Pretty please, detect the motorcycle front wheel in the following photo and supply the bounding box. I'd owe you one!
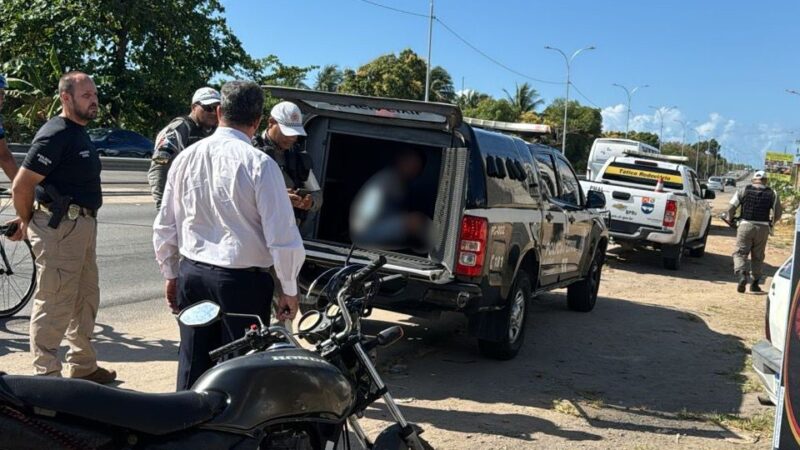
[372,423,434,450]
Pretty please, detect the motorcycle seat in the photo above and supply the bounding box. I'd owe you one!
[0,375,227,436]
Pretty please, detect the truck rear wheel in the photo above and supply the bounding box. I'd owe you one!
[663,227,688,270]
[477,272,530,360]
[567,249,603,312]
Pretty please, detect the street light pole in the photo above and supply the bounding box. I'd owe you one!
[613,83,649,138]
[546,45,596,154]
[674,119,693,156]
[423,0,434,102]
[648,105,676,152]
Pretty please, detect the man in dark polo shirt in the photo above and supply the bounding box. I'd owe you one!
[8,71,115,384]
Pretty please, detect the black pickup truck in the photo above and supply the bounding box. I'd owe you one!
[269,87,609,360]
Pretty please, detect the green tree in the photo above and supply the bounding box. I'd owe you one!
[338,49,454,101]
[239,55,317,89]
[503,82,544,117]
[463,98,518,122]
[314,65,344,92]
[429,66,455,103]
[1,0,251,139]
[456,90,490,110]
[541,99,602,170]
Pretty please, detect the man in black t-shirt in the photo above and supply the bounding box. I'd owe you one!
[8,71,115,384]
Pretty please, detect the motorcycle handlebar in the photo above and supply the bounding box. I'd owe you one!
[349,256,387,288]
[208,333,253,361]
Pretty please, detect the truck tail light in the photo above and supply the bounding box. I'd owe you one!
[455,215,488,277]
[765,296,772,343]
[663,200,677,228]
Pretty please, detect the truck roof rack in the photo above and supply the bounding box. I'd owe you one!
[463,117,551,136]
[622,149,689,163]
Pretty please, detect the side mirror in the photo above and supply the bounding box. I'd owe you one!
[586,190,606,209]
[704,190,716,200]
[700,183,707,190]
[178,300,221,327]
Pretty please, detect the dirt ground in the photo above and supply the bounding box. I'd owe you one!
[349,192,789,449]
[0,190,788,449]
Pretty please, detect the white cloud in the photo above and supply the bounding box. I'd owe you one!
[601,104,796,167]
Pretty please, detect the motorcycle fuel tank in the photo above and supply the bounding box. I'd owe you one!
[192,347,354,432]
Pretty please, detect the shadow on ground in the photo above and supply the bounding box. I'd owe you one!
[0,317,178,362]
[360,292,748,443]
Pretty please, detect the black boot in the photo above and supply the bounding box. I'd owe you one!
[737,273,748,293]
[750,281,763,293]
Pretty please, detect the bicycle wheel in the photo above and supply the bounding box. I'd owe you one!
[0,238,37,318]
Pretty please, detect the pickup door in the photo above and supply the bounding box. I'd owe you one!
[684,171,710,239]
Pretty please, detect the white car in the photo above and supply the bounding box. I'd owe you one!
[752,257,793,405]
[706,177,725,192]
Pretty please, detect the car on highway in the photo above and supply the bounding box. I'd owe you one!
[706,177,725,192]
[271,87,610,361]
[88,128,154,158]
[752,257,792,405]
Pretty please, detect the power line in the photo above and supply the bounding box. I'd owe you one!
[356,0,428,18]
[569,82,600,108]
[356,0,565,85]
[434,18,564,85]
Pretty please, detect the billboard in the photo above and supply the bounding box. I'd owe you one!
[765,152,793,182]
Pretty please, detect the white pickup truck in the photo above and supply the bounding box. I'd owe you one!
[580,153,715,270]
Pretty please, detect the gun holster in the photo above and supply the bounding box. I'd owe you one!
[35,185,73,229]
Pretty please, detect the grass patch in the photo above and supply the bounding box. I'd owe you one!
[576,390,605,409]
[552,399,581,417]
[677,408,774,435]
[741,376,763,394]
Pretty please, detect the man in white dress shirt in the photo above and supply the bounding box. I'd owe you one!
[153,80,305,390]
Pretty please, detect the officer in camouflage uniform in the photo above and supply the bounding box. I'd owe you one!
[727,170,782,293]
[148,87,220,209]
[0,74,20,180]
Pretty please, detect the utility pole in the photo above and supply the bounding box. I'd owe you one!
[424,0,434,102]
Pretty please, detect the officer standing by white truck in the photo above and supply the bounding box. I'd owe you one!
[727,170,782,293]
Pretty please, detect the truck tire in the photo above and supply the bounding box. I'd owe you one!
[689,218,712,258]
[567,249,603,312]
[663,227,688,270]
[477,272,530,360]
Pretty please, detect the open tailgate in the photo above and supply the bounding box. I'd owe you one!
[264,86,463,132]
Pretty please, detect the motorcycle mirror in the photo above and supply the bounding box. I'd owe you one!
[178,300,222,327]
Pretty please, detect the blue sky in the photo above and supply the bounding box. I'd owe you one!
[221,0,800,166]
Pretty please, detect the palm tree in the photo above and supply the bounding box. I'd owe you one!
[503,82,544,116]
[456,90,489,110]
[429,66,455,103]
[314,65,343,92]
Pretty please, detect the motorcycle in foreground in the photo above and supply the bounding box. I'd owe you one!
[0,256,432,449]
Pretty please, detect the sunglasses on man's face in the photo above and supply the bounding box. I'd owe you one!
[197,103,217,113]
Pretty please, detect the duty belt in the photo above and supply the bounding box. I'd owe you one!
[35,202,97,220]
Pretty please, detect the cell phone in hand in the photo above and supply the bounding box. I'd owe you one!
[293,188,313,197]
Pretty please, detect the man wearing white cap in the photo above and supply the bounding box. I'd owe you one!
[254,101,322,330]
[253,101,323,228]
[148,87,221,209]
[727,170,782,293]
